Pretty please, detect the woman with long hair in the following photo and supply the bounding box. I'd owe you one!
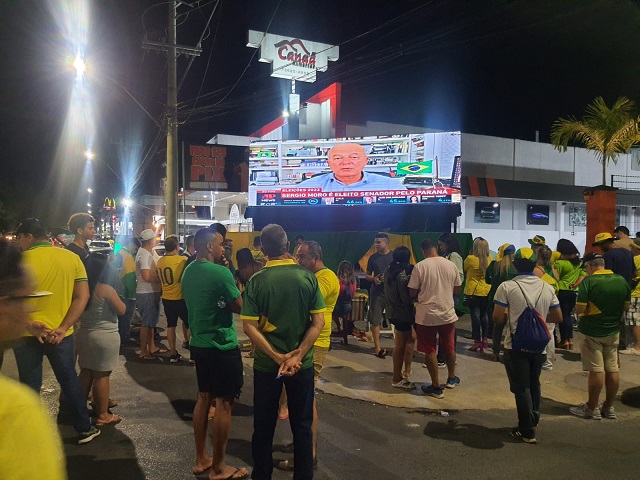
[0,239,68,479]
[235,248,263,291]
[535,245,560,369]
[383,247,416,388]
[555,239,586,350]
[485,243,517,360]
[334,260,357,328]
[464,237,493,352]
[76,253,126,426]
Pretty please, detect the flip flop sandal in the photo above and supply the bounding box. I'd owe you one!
[96,413,123,427]
[375,348,388,359]
[216,467,248,480]
[150,348,168,355]
[139,354,158,361]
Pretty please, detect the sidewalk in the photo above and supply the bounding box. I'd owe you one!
[267,315,640,415]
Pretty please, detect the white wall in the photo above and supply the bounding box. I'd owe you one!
[459,197,588,254]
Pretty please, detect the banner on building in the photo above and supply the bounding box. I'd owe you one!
[186,144,248,191]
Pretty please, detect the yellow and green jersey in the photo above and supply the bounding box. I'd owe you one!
[577,270,631,337]
[157,254,187,300]
[314,267,340,349]
[117,247,137,299]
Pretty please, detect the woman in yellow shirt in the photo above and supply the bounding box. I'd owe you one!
[464,237,493,352]
[0,239,67,480]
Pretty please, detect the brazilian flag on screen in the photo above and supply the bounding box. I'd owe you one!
[396,161,432,177]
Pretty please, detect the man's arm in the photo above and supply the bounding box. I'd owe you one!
[453,285,462,295]
[278,311,325,376]
[47,281,89,344]
[546,306,563,323]
[408,288,419,300]
[493,304,507,325]
[243,320,298,366]
[229,294,242,314]
[141,268,160,284]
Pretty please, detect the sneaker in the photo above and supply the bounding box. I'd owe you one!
[181,340,189,350]
[391,379,416,390]
[437,361,446,368]
[600,405,617,419]
[170,353,182,363]
[619,348,640,356]
[569,403,602,420]
[541,361,553,371]
[510,427,537,444]
[421,384,444,399]
[78,426,101,445]
[444,376,461,389]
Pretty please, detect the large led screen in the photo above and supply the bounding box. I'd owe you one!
[248,132,462,206]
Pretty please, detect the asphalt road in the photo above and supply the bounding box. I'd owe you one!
[8,339,636,480]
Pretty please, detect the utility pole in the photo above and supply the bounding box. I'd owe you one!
[166,2,178,236]
[142,1,202,237]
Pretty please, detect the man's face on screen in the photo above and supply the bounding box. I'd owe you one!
[327,143,368,184]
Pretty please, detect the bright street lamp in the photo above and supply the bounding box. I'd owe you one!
[87,187,93,193]
[84,150,95,160]
[122,198,132,208]
[73,56,86,79]
[87,203,91,207]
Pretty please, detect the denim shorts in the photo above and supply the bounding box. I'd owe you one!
[137,292,161,327]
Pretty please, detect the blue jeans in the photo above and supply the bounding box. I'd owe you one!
[557,290,577,341]
[469,295,489,341]
[503,349,545,439]
[118,297,136,343]
[13,336,92,433]
[252,367,315,480]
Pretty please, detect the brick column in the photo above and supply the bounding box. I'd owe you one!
[583,186,617,253]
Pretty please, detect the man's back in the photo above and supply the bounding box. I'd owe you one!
[156,254,187,300]
[604,247,634,285]
[577,271,630,337]
[408,256,461,326]
[181,260,240,351]
[241,260,325,373]
[24,242,87,335]
[494,275,559,349]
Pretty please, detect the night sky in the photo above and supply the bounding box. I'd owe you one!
[1,0,640,225]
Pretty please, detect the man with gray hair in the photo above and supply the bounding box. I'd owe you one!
[570,252,630,420]
[242,224,325,480]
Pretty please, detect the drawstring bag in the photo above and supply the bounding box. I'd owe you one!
[508,281,551,354]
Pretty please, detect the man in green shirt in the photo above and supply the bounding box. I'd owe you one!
[241,224,325,480]
[570,253,630,421]
[181,227,247,480]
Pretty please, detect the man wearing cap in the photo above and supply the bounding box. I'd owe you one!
[13,218,101,444]
[593,232,635,285]
[492,248,562,444]
[136,229,164,360]
[570,252,630,420]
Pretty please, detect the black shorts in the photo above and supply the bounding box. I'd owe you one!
[162,298,189,328]
[190,346,243,399]
[389,318,414,333]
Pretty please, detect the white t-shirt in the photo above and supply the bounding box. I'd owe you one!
[136,248,161,294]
[493,274,560,350]
[407,256,462,326]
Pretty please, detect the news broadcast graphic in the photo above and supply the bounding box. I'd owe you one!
[248,132,462,206]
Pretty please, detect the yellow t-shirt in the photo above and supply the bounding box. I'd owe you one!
[156,254,187,300]
[463,254,493,297]
[23,242,87,337]
[0,375,66,480]
[632,255,640,298]
[314,267,340,348]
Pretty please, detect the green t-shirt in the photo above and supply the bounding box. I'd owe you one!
[240,259,325,373]
[576,270,631,338]
[181,259,241,350]
[555,259,585,291]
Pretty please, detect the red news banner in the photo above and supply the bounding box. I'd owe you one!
[275,188,453,199]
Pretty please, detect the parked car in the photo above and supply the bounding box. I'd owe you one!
[88,240,113,254]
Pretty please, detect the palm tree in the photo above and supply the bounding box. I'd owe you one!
[551,97,638,186]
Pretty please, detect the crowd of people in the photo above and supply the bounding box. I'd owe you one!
[0,214,638,478]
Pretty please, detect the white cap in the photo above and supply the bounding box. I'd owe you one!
[139,229,156,241]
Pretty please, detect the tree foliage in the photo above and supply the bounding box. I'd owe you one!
[551,96,638,185]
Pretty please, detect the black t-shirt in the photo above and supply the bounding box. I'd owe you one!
[66,242,90,266]
[367,251,394,297]
[603,247,635,286]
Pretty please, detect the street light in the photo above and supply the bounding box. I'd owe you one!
[122,198,132,208]
[87,203,91,207]
[73,56,86,79]
[85,150,95,160]
[87,187,93,193]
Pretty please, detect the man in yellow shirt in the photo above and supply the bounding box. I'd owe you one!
[157,235,190,362]
[276,240,339,471]
[0,237,67,479]
[14,218,101,444]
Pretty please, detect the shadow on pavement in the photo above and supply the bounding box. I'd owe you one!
[424,419,513,449]
[63,424,145,480]
[621,386,640,408]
